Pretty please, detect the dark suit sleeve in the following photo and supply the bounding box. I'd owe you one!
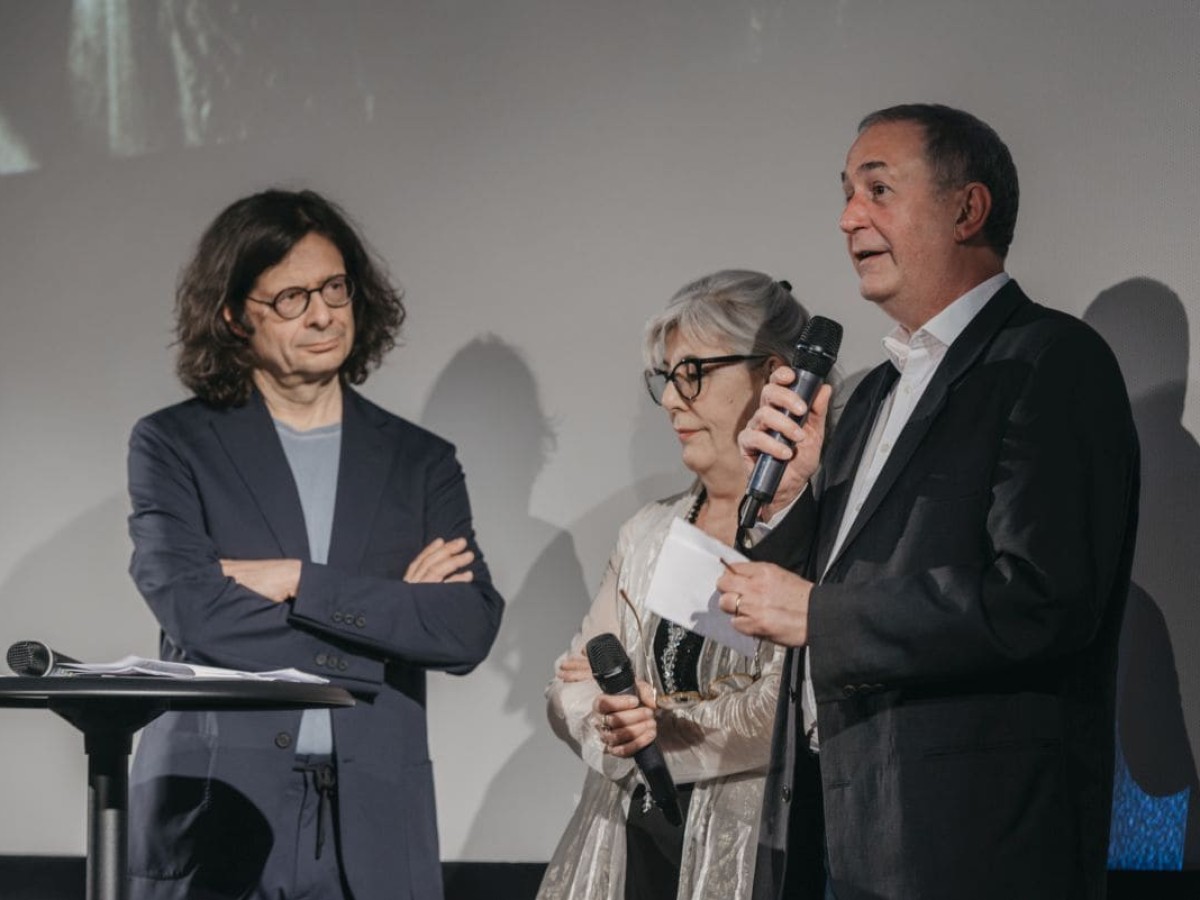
[748,487,818,570]
[808,325,1139,699]
[289,446,504,675]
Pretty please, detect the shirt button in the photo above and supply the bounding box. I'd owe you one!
[880,442,891,454]
[788,687,797,702]
[782,786,792,803]
[274,732,292,749]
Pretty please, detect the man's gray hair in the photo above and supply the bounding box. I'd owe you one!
[643,269,809,367]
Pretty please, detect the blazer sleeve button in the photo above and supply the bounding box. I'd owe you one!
[355,615,366,628]
[338,660,348,671]
[274,732,292,749]
[332,612,344,623]
[316,653,328,666]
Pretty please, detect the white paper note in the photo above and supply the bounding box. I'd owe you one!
[644,518,758,658]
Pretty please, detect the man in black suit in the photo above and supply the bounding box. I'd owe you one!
[718,105,1139,899]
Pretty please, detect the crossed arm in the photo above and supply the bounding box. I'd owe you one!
[219,535,476,603]
[128,416,504,695]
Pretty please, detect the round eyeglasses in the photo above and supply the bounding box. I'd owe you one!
[643,354,767,405]
[246,274,355,320]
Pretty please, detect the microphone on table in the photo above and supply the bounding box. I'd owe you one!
[737,315,843,542]
[585,632,682,826]
[6,640,81,677]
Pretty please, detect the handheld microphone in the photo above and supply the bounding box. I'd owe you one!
[737,316,843,539]
[585,633,682,826]
[6,641,81,677]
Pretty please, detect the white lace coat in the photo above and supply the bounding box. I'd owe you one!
[537,489,784,900]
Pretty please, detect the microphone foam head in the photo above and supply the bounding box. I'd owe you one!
[794,316,843,377]
[7,641,50,677]
[585,633,636,694]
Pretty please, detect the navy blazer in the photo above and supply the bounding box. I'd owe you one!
[752,282,1140,900]
[126,387,504,900]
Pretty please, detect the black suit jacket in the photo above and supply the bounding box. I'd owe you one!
[126,387,504,900]
[753,282,1140,900]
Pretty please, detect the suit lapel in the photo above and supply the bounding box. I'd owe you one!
[327,388,395,569]
[813,363,898,577]
[210,391,310,559]
[824,281,1029,574]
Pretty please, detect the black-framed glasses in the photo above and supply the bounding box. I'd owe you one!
[246,274,355,320]
[643,354,768,405]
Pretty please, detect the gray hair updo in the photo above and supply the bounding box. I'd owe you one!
[643,269,810,367]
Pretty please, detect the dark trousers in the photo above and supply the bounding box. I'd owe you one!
[254,754,354,900]
[624,782,695,900]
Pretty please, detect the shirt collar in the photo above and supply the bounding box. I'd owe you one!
[883,272,1010,372]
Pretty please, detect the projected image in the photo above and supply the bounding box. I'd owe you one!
[1,0,377,175]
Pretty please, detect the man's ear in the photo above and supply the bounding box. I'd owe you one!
[222,305,248,338]
[954,182,993,244]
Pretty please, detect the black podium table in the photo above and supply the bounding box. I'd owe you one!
[0,676,354,900]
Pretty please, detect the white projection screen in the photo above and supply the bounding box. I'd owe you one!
[0,0,1197,869]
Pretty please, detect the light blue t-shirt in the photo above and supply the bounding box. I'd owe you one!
[275,419,342,755]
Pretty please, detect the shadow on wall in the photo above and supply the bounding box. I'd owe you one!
[0,493,153,660]
[420,336,592,857]
[1084,278,1200,869]
[564,381,695,577]
[421,336,688,859]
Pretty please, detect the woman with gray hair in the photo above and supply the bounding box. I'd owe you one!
[536,270,828,900]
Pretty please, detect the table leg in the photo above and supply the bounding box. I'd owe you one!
[84,730,132,900]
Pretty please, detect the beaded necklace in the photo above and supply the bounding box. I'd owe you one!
[655,489,707,695]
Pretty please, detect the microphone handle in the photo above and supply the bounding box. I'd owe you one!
[744,368,824,503]
[632,743,683,826]
[609,683,683,826]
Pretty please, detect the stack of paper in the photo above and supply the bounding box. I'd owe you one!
[56,656,327,684]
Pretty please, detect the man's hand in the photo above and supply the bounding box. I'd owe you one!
[595,680,658,757]
[717,560,812,647]
[739,377,832,521]
[404,537,475,584]
[220,558,302,604]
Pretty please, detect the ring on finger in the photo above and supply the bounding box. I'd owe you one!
[733,593,742,616]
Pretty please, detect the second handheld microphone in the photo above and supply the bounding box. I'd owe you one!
[585,632,682,826]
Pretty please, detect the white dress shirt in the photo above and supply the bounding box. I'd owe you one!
[803,272,1010,750]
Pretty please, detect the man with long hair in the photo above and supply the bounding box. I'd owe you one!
[126,189,504,900]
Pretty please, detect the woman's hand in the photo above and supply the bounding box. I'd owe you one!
[739,377,831,521]
[404,537,475,584]
[557,650,593,683]
[594,679,658,757]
